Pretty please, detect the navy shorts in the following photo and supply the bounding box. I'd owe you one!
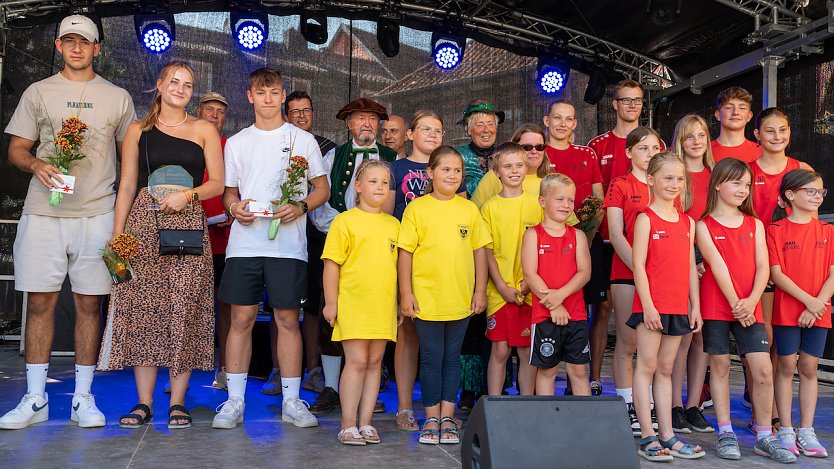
[702,320,770,356]
[773,325,829,358]
[626,313,692,336]
[219,257,307,310]
[530,319,590,369]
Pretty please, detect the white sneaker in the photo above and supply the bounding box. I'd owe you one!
[0,393,49,430]
[212,367,228,390]
[70,393,106,428]
[212,397,245,429]
[282,398,318,428]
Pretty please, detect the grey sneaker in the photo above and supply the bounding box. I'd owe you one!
[755,434,798,463]
[776,427,800,456]
[301,366,324,393]
[212,367,227,390]
[796,427,828,458]
[282,398,318,428]
[261,368,282,395]
[716,431,741,460]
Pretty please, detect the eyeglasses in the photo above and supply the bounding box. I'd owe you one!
[793,187,828,198]
[287,108,313,117]
[615,98,643,106]
[520,144,546,152]
[417,127,444,137]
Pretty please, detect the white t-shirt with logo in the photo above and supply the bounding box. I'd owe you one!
[224,122,326,261]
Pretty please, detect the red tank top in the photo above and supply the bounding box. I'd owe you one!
[531,224,586,323]
[699,215,763,322]
[751,157,800,229]
[603,173,650,281]
[686,167,711,222]
[632,207,692,315]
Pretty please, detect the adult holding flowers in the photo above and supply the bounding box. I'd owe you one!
[97,60,224,430]
[1,14,135,430]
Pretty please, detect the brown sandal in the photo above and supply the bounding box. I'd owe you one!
[395,409,419,432]
[359,425,381,444]
[338,426,366,446]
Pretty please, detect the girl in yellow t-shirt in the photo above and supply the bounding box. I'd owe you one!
[322,159,400,446]
[398,146,491,445]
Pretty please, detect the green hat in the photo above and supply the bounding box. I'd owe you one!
[458,98,505,125]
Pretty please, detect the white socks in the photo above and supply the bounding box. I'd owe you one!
[321,355,341,392]
[281,377,301,403]
[615,387,633,404]
[227,373,248,400]
[26,363,49,397]
[74,365,95,395]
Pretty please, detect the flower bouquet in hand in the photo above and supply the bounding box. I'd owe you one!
[576,195,603,236]
[46,116,89,206]
[269,155,309,240]
[101,233,140,284]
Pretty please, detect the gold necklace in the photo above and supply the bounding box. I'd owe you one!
[157,113,189,127]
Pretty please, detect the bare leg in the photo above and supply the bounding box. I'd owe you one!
[684,332,708,410]
[168,370,192,424]
[634,324,662,438]
[120,366,157,425]
[217,300,231,368]
[516,347,536,395]
[24,292,60,363]
[269,319,280,370]
[358,340,386,427]
[535,365,558,396]
[654,335,685,442]
[611,284,637,391]
[746,352,775,432]
[72,293,101,366]
[566,363,591,396]
[761,291,778,420]
[340,339,369,430]
[774,354,796,429]
[274,308,302,378]
[395,319,419,411]
[797,352,819,429]
[671,333,693,408]
[225,305,258,373]
[302,312,320,372]
[487,341,510,396]
[709,354,732,424]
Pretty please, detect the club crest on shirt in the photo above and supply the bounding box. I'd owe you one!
[458,224,470,240]
[754,175,766,185]
[815,240,827,249]
[388,238,397,252]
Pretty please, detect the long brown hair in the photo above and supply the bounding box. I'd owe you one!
[772,168,823,223]
[510,123,551,177]
[625,126,662,153]
[701,158,756,219]
[425,145,464,194]
[138,61,196,131]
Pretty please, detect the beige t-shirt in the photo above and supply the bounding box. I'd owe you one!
[5,72,135,217]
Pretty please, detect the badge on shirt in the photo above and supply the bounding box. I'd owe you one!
[50,175,75,195]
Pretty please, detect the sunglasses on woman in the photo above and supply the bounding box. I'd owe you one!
[520,144,546,152]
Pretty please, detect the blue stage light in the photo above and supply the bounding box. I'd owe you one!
[237,22,265,49]
[134,14,176,54]
[537,59,571,94]
[431,32,465,70]
[232,12,269,51]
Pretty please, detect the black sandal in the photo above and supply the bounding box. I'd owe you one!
[120,403,152,429]
[167,405,192,429]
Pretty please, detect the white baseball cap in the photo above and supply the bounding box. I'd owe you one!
[58,15,99,42]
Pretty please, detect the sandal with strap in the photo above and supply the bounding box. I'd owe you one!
[359,425,381,444]
[660,435,706,459]
[638,436,673,462]
[120,403,152,429]
[419,417,441,445]
[395,409,419,432]
[167,405,192,429]
[439,416,460,444]
[338,426,366,446]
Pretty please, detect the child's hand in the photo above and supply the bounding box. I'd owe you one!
[812,296,831,319]
[397,312,406,327]
[400,293,420,318]
[738,314,757,328]
[539,289,564,311]
[798,309,817,328]
[696,262,705,279]
[322,303,337,327]
[471,291,487,315]
[519,280,530,297]
[732,297,757,320]
[643,307,663,332]
[549,305,569,326]
[498,283,523,305]
[803,296,827,317]
[689,308,703,333]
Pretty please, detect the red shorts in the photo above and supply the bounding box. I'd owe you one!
[486,303,533,347]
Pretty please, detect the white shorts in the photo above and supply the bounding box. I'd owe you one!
[14,212,114,295]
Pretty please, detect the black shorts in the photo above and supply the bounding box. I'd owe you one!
[702,320,770,356]
[305,220,326,316]
[764,284,775,293]
[530,319,590,369]
[219,257,307,309]
[610,278,635,286]
[213,254,226,288]
[583,236,613,304]
[626,313,692,336]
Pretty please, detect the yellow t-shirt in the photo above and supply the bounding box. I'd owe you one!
[481,191,544,315]
[321,208,400,341]
[398,195,492,321]
[471,172,542,208]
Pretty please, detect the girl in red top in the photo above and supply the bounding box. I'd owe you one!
[602,126,660,429]
[521,174,591,396]
[696,159,794,462]
[768,169,833,458]
[669,114,716,434]
[630,152,704,462]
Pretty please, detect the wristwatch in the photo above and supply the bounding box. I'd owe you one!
[298,200,309,214]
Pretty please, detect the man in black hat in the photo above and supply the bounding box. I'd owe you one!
[307,97,397,415]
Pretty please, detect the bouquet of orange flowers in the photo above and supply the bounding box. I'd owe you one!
[269,154,309,240]
[576,195,603,235]
[101,233,140,284]
[46,116,89,207]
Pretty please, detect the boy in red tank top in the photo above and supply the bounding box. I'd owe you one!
[521,174,591,397]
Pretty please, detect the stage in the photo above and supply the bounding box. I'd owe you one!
[0,343,832,468]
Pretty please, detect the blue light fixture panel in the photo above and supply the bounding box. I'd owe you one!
[134,14,176,54]
[232,11,269,51]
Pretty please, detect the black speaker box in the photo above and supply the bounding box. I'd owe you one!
[461,396,640,469]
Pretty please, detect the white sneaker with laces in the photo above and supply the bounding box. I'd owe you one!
[71,393,105,428]
[282,398,318,428]
[0,393,49,430]
[212,397,245,429]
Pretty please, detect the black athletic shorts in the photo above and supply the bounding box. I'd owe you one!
[219,257,307,309]
[530,319,590,369]
[583,236,613,304]
[626,313,692,336]
[702,320,770,356]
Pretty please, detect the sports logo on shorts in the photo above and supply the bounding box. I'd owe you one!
[539,338,556,357]
[521,327,530,337]
[487,315,497,330]
[582,343,591,354]
[458,224,470,240]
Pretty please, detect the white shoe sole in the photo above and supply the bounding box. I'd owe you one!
[282,414,318,428]
[212,415,243,429]
[71,410,106,428]
[0,412,49,430]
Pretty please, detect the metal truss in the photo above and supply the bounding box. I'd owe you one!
[711,0,812,43]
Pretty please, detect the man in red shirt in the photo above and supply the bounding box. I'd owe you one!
[711,87,760,163]
[588,80,646,189]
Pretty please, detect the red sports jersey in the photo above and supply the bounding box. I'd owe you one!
[767,218,834,328]
[203,135,229,255]
[545,144,602,204]
[603,173,650,281]
[686,167,711,221]
[588,131,666,190]
[700,215,763,322]
[751,157,800,229]
[530,224,586,323]
[711,139,760,163]
[632,207,692,315]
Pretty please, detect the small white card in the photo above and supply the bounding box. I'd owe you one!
[249,201,275,217]
[50,175,76,194]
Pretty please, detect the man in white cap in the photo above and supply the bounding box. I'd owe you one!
[0,14,136,430]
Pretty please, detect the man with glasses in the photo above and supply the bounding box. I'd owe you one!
[381,114,409,159]
[711,86,759,163]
